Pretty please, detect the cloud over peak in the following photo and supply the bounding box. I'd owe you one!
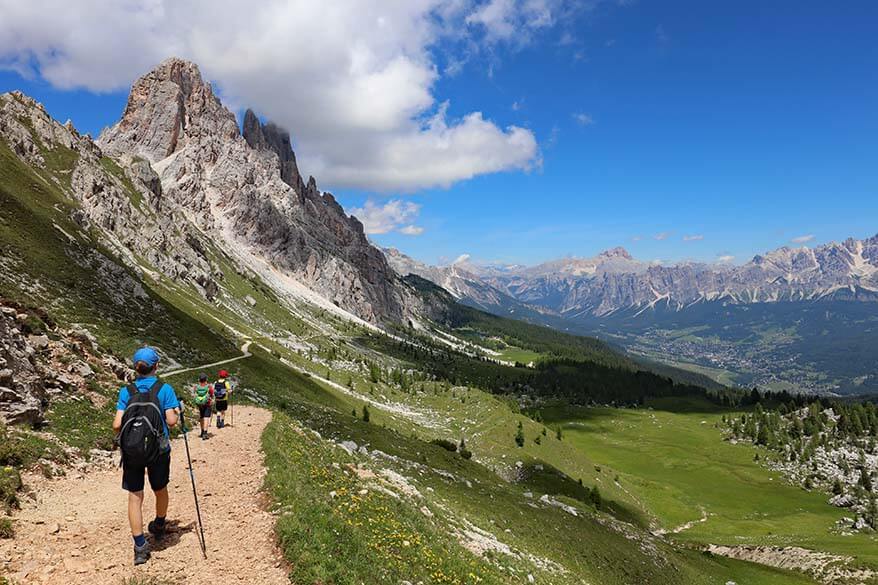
[349,199,424,235]
[791,234,815,244]
[0,0,548,193]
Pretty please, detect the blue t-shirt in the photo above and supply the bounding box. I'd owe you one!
[116,377,180,439]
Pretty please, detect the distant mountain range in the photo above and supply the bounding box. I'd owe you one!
[388,239,878,318]
[385,238,878,394]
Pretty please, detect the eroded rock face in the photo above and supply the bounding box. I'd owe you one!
[2,59,429,325]
[0,308,45,425]
[0,90,221,301]
[98,58,409,322]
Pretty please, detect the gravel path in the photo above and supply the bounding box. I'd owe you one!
[0,406,289,584]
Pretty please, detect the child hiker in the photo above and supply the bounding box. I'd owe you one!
[113,347,180,565]
[213,369,233,428]
[192,372,213,440]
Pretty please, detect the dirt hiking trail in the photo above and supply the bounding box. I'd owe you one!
[1,405,289,584]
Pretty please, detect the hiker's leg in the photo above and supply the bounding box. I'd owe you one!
[154,487,169,518]
[128,490,145,537]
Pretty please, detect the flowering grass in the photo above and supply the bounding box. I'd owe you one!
[263,411,510,585]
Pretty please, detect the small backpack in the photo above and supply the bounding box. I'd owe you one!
[119,379,167,467]
[214,380,228,400]
[194,384,211,406]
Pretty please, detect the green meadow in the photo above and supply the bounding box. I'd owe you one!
[543,399,878,570]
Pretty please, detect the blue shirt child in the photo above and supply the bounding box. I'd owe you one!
[116,376,180,441]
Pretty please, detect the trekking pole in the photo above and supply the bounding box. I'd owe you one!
[179,410,208,559]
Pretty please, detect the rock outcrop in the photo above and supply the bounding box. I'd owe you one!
[0,90,221,299]
[0,301,128,426]
[0,305,47,425]
[98,58,409,323]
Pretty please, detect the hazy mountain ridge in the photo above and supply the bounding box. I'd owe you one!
[389,240,878,320]
[479,240,878,317]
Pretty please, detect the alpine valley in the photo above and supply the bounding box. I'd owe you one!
[3,58,878,585]
[385,240,878,395]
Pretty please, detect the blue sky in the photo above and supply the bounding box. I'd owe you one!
[1,0,876,267]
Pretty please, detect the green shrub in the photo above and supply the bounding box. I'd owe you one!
[589,485,602,509]
[0,467,22,512]
[430,438,457,452]
[0,517,12,539]
[0,424,63,467]
[458,438,473,460]
[514,421,525,447]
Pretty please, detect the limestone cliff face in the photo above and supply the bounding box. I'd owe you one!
[0,89,220,299]
[97,58,408,323]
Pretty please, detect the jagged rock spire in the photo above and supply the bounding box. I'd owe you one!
[242,109,308,198]
[99,57,238,162]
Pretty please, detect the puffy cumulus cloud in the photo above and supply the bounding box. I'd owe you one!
[716,254,735,264]
[682,234,704,241]
[0,0,547,192]
[791,234,815,244]
[348,199,423,235]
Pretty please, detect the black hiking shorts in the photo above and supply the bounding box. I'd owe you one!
[215,398,228,413]
[198,403,212,419]
[122,451,171,493]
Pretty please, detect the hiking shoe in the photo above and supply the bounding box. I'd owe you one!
[133,541,151,565]
[200,430,208,440]
[147,520,166,540]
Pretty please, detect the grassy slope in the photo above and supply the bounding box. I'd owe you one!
[0,128,821,583]
[544,400,878,572]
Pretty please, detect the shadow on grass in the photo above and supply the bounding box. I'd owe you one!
[518,460,648,529]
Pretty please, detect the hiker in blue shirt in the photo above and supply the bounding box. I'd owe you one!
[112,347,181,565]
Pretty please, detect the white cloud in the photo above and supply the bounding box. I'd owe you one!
[573,112,594,126]
[653,231,670,241]
[466,0,557,43]
[0,0,544,193]
[453,253,471,264]
[349,199,422,235]
[683,234,704,241]
[717,255,735,263]
[631,235,642,242]
[400,225,425,236]
[791,234,815,244]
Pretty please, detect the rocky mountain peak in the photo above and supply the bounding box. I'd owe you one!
[599,246,632,260]
[242,108,307,196]
[99,57,238,162]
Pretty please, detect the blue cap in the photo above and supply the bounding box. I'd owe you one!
[132,347,160,367]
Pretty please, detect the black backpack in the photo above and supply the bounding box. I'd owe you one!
[214,380,228,400]
[119,379,167,467]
